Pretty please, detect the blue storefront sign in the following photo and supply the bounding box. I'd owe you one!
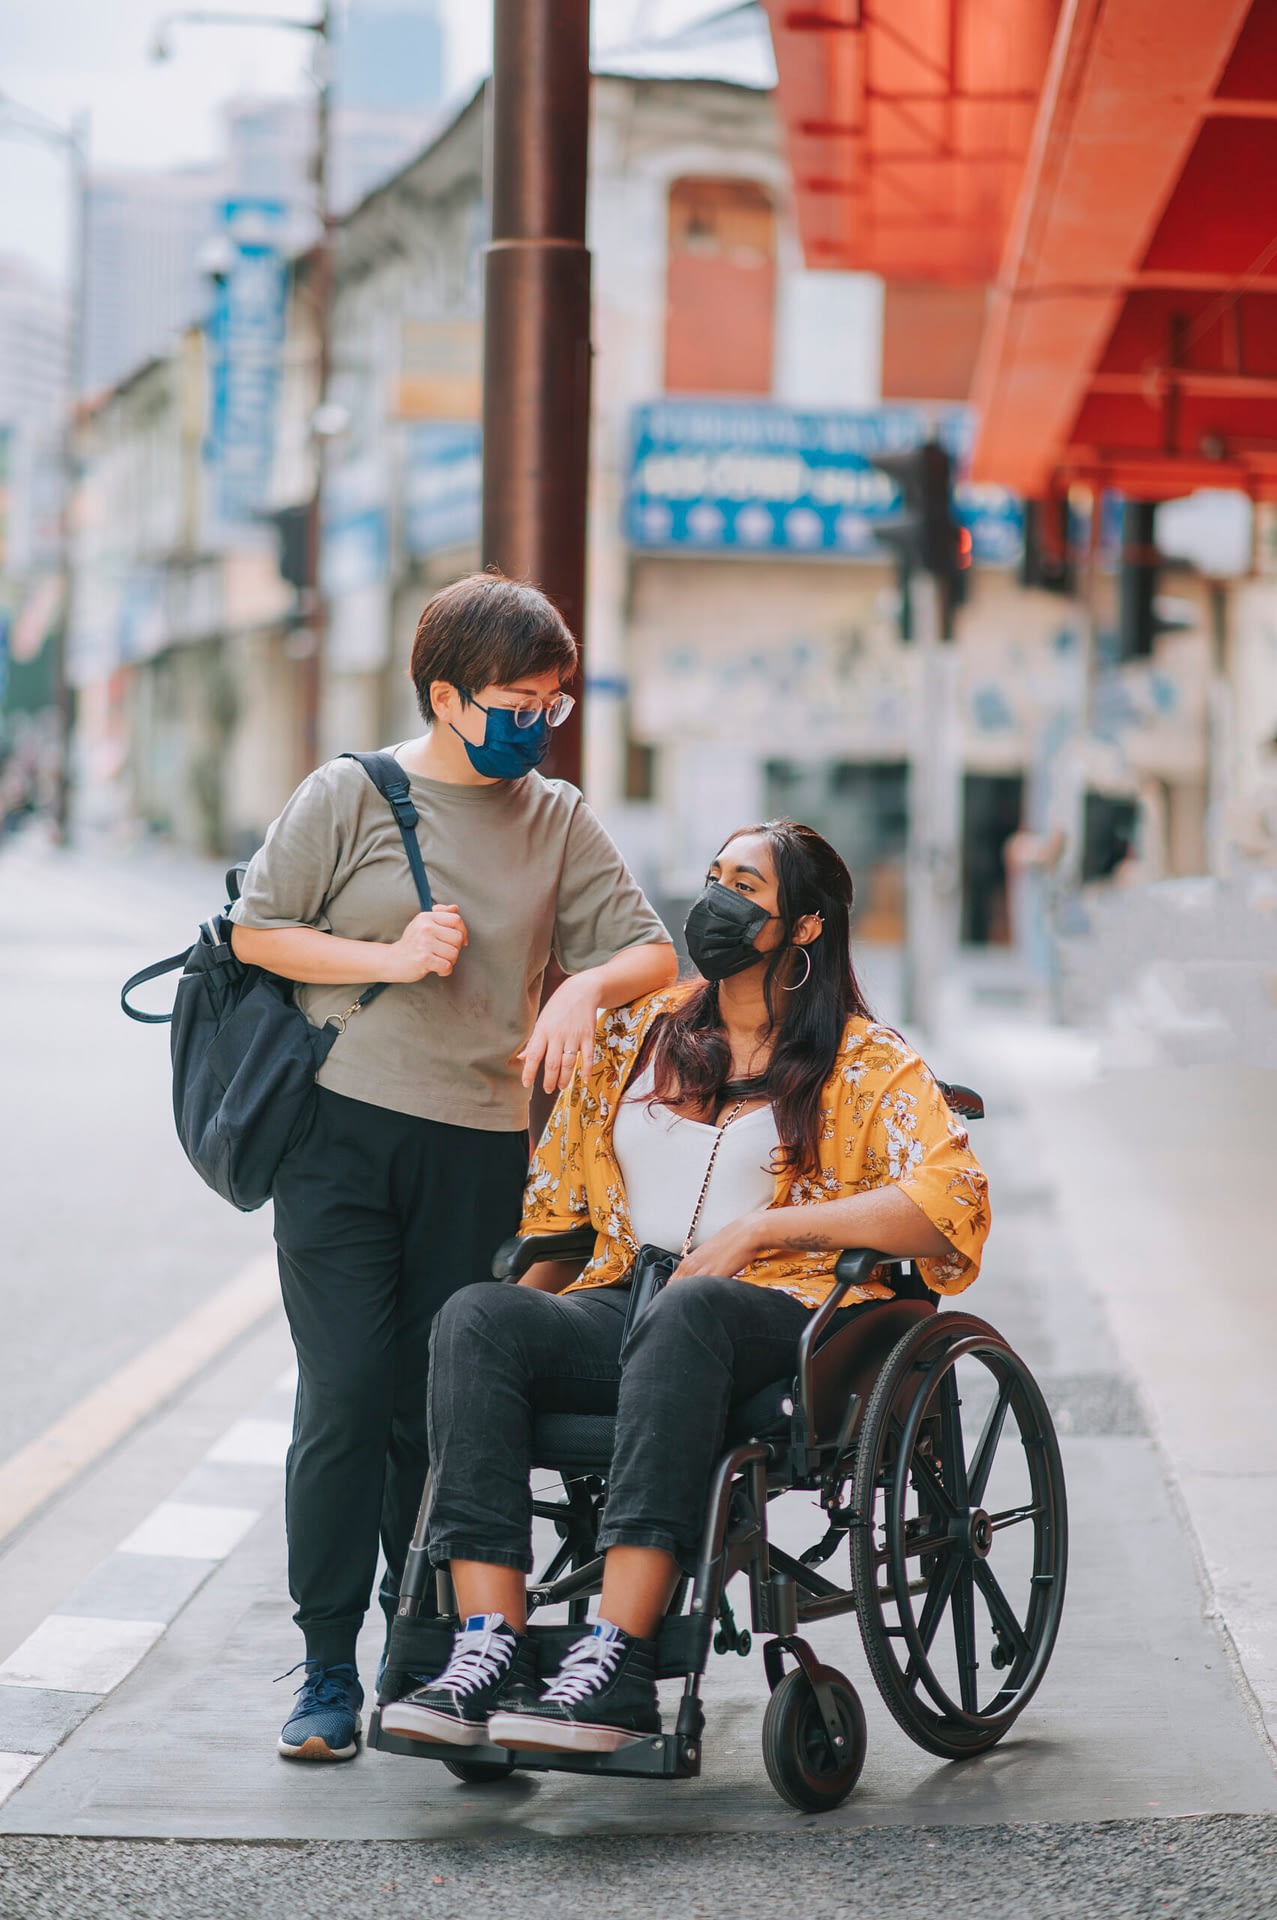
[626,401,1023,566]
[206,199,288,534]
[403,423,482,557]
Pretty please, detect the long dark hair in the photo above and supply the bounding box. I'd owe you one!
[643,821,874,1177]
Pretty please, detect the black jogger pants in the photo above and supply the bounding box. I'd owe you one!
[272,1087,528,1667]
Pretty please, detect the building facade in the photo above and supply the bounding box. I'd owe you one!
[69,69,1261,948]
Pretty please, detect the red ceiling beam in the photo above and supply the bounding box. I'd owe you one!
[969,0,1255,496]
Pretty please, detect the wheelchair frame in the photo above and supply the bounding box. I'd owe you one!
[369,1085,1069,1812]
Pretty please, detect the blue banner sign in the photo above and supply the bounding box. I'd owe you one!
[403,423,482,557]
[626,401,1023,565]
[206,199,288,533]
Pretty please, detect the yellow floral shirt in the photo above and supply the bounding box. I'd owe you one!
[520,989,991,1307]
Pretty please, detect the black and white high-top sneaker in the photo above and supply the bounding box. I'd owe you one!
[487,1620,660,1754]
[379,1614,533,1747]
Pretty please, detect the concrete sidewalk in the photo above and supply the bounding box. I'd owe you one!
[938,980,1277,1772]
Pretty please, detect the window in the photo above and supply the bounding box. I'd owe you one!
[664,178,775,395]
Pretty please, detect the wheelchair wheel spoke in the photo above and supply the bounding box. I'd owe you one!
[937,1366,970,1510]
[972,1560,1032,1665]
[950,1564,980,1714]
[908,1552,962,1679]
[988,1503,1042,1531]
[906,1447,960,1523]
[968,1378,1013,1507]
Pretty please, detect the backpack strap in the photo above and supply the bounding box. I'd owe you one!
[339,750,434,912]
[121,948,192,1023]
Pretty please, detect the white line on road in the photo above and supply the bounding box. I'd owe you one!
[0,1616,166,1694]
[0,1752,41,1808]
[118,1501,261,1561]
[0,1254,280,1545]
[207,1419,293,1467]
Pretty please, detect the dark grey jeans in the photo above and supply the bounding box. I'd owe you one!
[425,1275,818,1574]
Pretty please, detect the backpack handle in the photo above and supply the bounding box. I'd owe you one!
[121,949,193,1024]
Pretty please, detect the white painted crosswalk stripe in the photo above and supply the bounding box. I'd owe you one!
[118,1501,260,1561]
[207,1419,292,1467]
[0,1752,42,1809]
[0,1348,293,1813]
[0,1616,167,1695]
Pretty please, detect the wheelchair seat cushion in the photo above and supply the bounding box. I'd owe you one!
[530,1378,793,1474]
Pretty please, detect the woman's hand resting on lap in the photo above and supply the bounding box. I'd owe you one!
[671,1212,770,1282]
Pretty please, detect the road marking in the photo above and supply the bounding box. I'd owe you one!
[0,1753,41,1808]
[0,1253,279,1544]
[0,1617,166,1695]
[118,1502,260,1561]
[207,1418,292,1467]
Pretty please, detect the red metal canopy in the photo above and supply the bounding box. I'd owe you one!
[768,0,1277,501]
[763,0,1059,283]
[970,0,1277,500]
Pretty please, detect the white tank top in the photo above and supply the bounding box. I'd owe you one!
[612,1066,780,1252]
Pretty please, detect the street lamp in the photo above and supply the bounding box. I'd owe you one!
[149,5,333,777]
[0,90,88,845]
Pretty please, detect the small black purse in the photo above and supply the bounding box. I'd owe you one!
[619,1096,751,1345]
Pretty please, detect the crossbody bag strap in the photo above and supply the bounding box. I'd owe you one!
[680,1097,750,1258]
[338,750,433,912]
[329,750,436,1026]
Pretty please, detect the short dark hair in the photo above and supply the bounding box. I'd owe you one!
[409,572,578,722]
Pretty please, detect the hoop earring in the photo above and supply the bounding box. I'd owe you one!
[782,946,812,992]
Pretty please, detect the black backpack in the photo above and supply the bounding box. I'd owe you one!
[121,751,433,1212]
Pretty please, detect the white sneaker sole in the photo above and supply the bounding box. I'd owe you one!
[278,1716,361,1762]
[486,1711,656,1755]
[379,1702,488,1747]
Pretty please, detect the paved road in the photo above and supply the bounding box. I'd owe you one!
[2,832,1275,1915]
[0,830,272,1462]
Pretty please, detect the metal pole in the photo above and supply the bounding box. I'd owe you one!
[903,573,962,1038]
[299,0,332,777]
[481,0,593,787]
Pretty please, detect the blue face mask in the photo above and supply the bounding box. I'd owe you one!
[450,697,551,780]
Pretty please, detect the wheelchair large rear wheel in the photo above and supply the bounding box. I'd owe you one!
[850,1312,1067,1760]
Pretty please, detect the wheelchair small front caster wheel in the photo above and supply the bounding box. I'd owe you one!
[762,1666,866,1813]
[737,1630,752,1657]
[443,1754,516,1785]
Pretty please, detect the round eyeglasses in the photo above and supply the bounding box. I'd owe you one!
[464,691,576,730]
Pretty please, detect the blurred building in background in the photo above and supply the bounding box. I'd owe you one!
[0,255,69,763]
[40,2,1277,1021]
[79,1,447,400]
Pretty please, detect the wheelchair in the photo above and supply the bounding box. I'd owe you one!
[369,1082,1068,1813]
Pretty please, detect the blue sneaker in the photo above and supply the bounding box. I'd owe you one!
[278,1661,363,1762]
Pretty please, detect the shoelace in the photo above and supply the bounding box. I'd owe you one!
[429,1624,515,1699]
[276,1661,360,1710]
[542,1633,623,1706]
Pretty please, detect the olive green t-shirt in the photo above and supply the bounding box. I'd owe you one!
[230,752,670,1131]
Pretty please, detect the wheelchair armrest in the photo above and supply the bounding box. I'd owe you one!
[936,1080,984,1121]
[491,1225,599,1282]
[795,1248,905,1429]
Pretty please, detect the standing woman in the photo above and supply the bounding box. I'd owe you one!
[229,573,676,1762]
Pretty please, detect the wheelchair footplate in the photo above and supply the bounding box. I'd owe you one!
[369,1616,707,1780]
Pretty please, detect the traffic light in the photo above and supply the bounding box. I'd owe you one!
[1021,495,1075,595]
[870,439,969,634]
[1116,501,1194,660]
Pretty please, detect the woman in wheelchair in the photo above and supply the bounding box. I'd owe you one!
[381,820,990,1759]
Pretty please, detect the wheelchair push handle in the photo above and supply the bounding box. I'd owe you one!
[936,1080,984,1121]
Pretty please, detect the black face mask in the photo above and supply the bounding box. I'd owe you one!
[684,882,774,981]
